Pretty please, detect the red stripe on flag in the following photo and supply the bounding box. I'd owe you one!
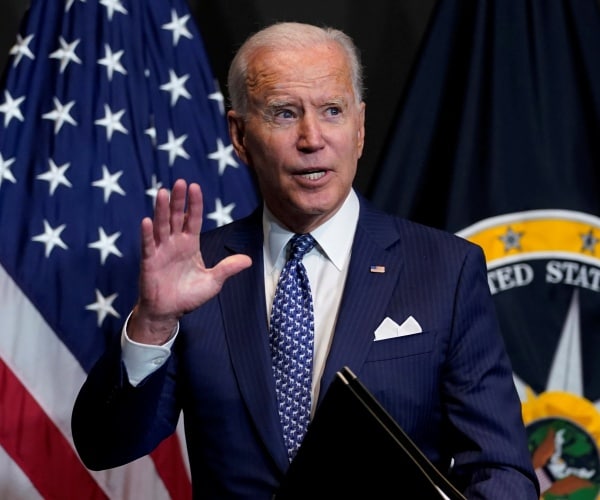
[0,359,108,500]
[151,433,192,500]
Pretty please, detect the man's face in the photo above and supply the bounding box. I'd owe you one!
[228,42,365,233]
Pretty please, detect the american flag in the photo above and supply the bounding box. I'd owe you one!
[0,0,258,498]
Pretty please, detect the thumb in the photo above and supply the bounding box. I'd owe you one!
[212,254,253,286]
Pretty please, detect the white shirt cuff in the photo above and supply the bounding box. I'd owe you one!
[120,311,179,386]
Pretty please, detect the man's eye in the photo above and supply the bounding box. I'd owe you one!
[275,109,295,119]
[326,107,341,116]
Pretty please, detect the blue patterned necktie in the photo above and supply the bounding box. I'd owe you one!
[270,233,316,462]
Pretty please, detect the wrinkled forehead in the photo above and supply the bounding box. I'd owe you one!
[245,42,354,99]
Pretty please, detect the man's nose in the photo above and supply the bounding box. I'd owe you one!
[296,113,325,151]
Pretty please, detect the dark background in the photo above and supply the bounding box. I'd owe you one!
[0,0,437,198]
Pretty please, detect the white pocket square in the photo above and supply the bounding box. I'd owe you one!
[374,316,423,341]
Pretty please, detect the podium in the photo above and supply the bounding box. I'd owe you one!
[274,367,466,499]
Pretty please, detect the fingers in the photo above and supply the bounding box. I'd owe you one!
[168,179,187,235]
[153,186,171,243]
[140,217,156,259]
[184,182,203,235]
[151,179,203,244]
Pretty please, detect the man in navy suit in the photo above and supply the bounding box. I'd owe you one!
[72,21,539,498]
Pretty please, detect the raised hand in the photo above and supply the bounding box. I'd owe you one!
[128,179,252,345]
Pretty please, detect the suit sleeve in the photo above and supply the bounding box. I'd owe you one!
[71,336,180,470]
[444,244,540,498]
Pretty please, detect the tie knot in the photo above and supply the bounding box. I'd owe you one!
[288,233,315,262]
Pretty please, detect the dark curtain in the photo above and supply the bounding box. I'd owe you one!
[0,0,437,195]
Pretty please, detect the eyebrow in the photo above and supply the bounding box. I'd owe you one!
[265,96,348,110]
[323,97,347,107]
[265,98,295,109]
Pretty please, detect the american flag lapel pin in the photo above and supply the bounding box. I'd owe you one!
[370,265,385,273]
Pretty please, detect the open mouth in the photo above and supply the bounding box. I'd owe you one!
[299,170,326,181]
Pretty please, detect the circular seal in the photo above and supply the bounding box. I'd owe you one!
[458,209,600,498]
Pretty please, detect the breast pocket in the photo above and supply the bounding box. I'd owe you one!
[365,331,437,362]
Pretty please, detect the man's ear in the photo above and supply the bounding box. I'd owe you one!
[357,102,366,157]
[228,111,248,165]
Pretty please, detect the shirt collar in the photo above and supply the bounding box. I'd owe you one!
[263,189,360,272]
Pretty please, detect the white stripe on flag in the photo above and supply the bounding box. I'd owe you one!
[0,444,44,500]
[0,263,172,499]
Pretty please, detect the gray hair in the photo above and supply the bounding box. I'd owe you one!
[227,22,364,116]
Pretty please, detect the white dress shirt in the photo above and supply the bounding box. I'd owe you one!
[122,189,360,413]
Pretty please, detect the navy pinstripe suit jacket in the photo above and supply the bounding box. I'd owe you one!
[72,196,539,499]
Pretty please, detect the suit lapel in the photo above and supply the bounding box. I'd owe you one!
[217,214,290,470]
[318,201,403,404]
[215,201,406,470]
